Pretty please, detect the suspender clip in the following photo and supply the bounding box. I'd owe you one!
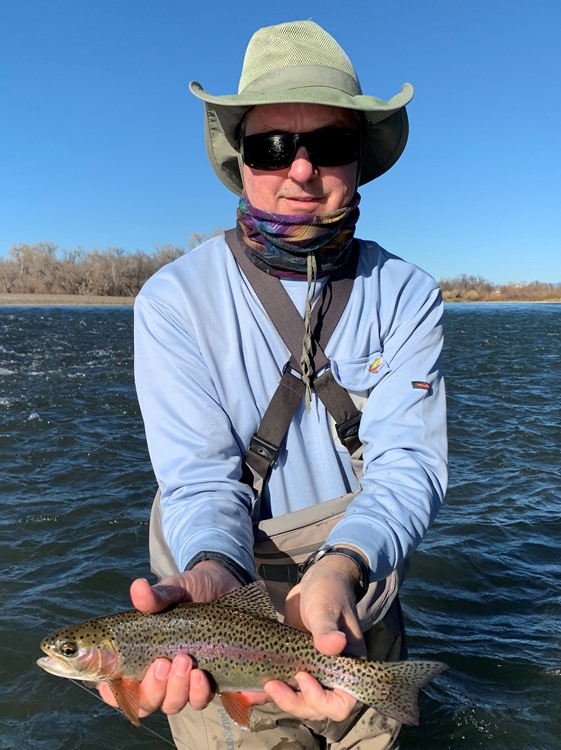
[336,413,361,442]
[248,434,280,463]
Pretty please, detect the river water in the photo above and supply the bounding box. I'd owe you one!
[0,303,559,749]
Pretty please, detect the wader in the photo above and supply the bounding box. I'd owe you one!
[148,231,407,749]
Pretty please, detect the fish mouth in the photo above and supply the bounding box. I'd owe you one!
[36,655,78,678]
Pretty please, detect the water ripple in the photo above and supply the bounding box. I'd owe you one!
[1,304,560,749]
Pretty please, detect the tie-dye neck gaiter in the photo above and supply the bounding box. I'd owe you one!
[235,192,360,279]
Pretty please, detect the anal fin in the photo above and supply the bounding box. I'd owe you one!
[219,691,253,729]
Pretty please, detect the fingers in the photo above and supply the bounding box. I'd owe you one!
[98,680,118,708]
[98,659,174,717]
[264,673,356,723]
[98,655,215,719]
[138,658,173,715]
[237,690,272,708]
[185,666,215,712]
[100,566,244,722]
[144,657,214,716]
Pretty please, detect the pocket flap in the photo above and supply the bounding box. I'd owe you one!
[331,351,389,392]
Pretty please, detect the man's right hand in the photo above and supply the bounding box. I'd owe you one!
[97,561,242,719]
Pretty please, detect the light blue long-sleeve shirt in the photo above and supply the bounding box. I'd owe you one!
[134,234,447,584]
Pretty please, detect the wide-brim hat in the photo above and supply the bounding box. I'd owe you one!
[189,20,414,195]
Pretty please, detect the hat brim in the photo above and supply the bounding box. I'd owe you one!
[189,81,414,195]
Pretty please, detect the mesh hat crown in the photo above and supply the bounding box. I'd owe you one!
[189,21,414,194]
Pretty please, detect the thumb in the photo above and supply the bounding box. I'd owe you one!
[130,576,187,613]
[305,602,366,659]
[313,629,348,657]
[308,610,348,656]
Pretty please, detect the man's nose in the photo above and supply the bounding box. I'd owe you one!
[288,147,318,181]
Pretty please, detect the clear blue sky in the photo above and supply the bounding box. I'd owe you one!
[1,0,559,284]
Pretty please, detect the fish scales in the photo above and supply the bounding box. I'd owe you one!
[37,582,446,728]
[72,602,346,690]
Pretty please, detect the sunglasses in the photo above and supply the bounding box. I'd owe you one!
[239,127,362,171]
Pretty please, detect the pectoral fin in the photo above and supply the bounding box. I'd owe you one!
[109,678,142,726]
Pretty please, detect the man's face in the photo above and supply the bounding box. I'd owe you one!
[241,103,359,215]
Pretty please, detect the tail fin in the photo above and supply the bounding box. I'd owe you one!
[368,660,447,726]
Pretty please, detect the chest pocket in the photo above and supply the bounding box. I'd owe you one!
[331,350,390,392]
[329,351,390,448]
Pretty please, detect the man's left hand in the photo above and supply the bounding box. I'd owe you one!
[264,550,366,723]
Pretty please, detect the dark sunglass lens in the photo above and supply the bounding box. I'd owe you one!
[241,128,361,170]
[242,133,295,170]
[307,128,361,166]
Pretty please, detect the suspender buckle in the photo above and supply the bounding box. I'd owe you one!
[248,434,280,463]
[336,413,362,442]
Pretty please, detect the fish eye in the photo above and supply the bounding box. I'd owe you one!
[57,640,79,657]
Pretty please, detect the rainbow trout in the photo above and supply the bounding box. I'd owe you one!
[37,583,446,727]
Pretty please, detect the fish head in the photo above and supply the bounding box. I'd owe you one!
[37,620,121,682]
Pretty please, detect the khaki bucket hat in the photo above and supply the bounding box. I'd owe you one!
[189,20,414,195]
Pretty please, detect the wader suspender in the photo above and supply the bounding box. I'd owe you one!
[150,234,404,629]
[225,229,363,500]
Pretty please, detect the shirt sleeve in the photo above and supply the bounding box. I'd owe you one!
[326,282,447,582]
[134,292,257,578]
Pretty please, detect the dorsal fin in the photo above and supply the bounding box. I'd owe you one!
[213,582,278,621]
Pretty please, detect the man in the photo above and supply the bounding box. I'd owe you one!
[100,20,447,749]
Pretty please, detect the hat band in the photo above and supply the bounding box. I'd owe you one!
[240,65,362,97]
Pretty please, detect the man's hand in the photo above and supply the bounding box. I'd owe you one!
[264,550,366,723]
[98,553,367,724]
[98,561,244,718]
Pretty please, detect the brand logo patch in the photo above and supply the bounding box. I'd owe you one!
[369,357,383,373]
[411,380,431,392]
